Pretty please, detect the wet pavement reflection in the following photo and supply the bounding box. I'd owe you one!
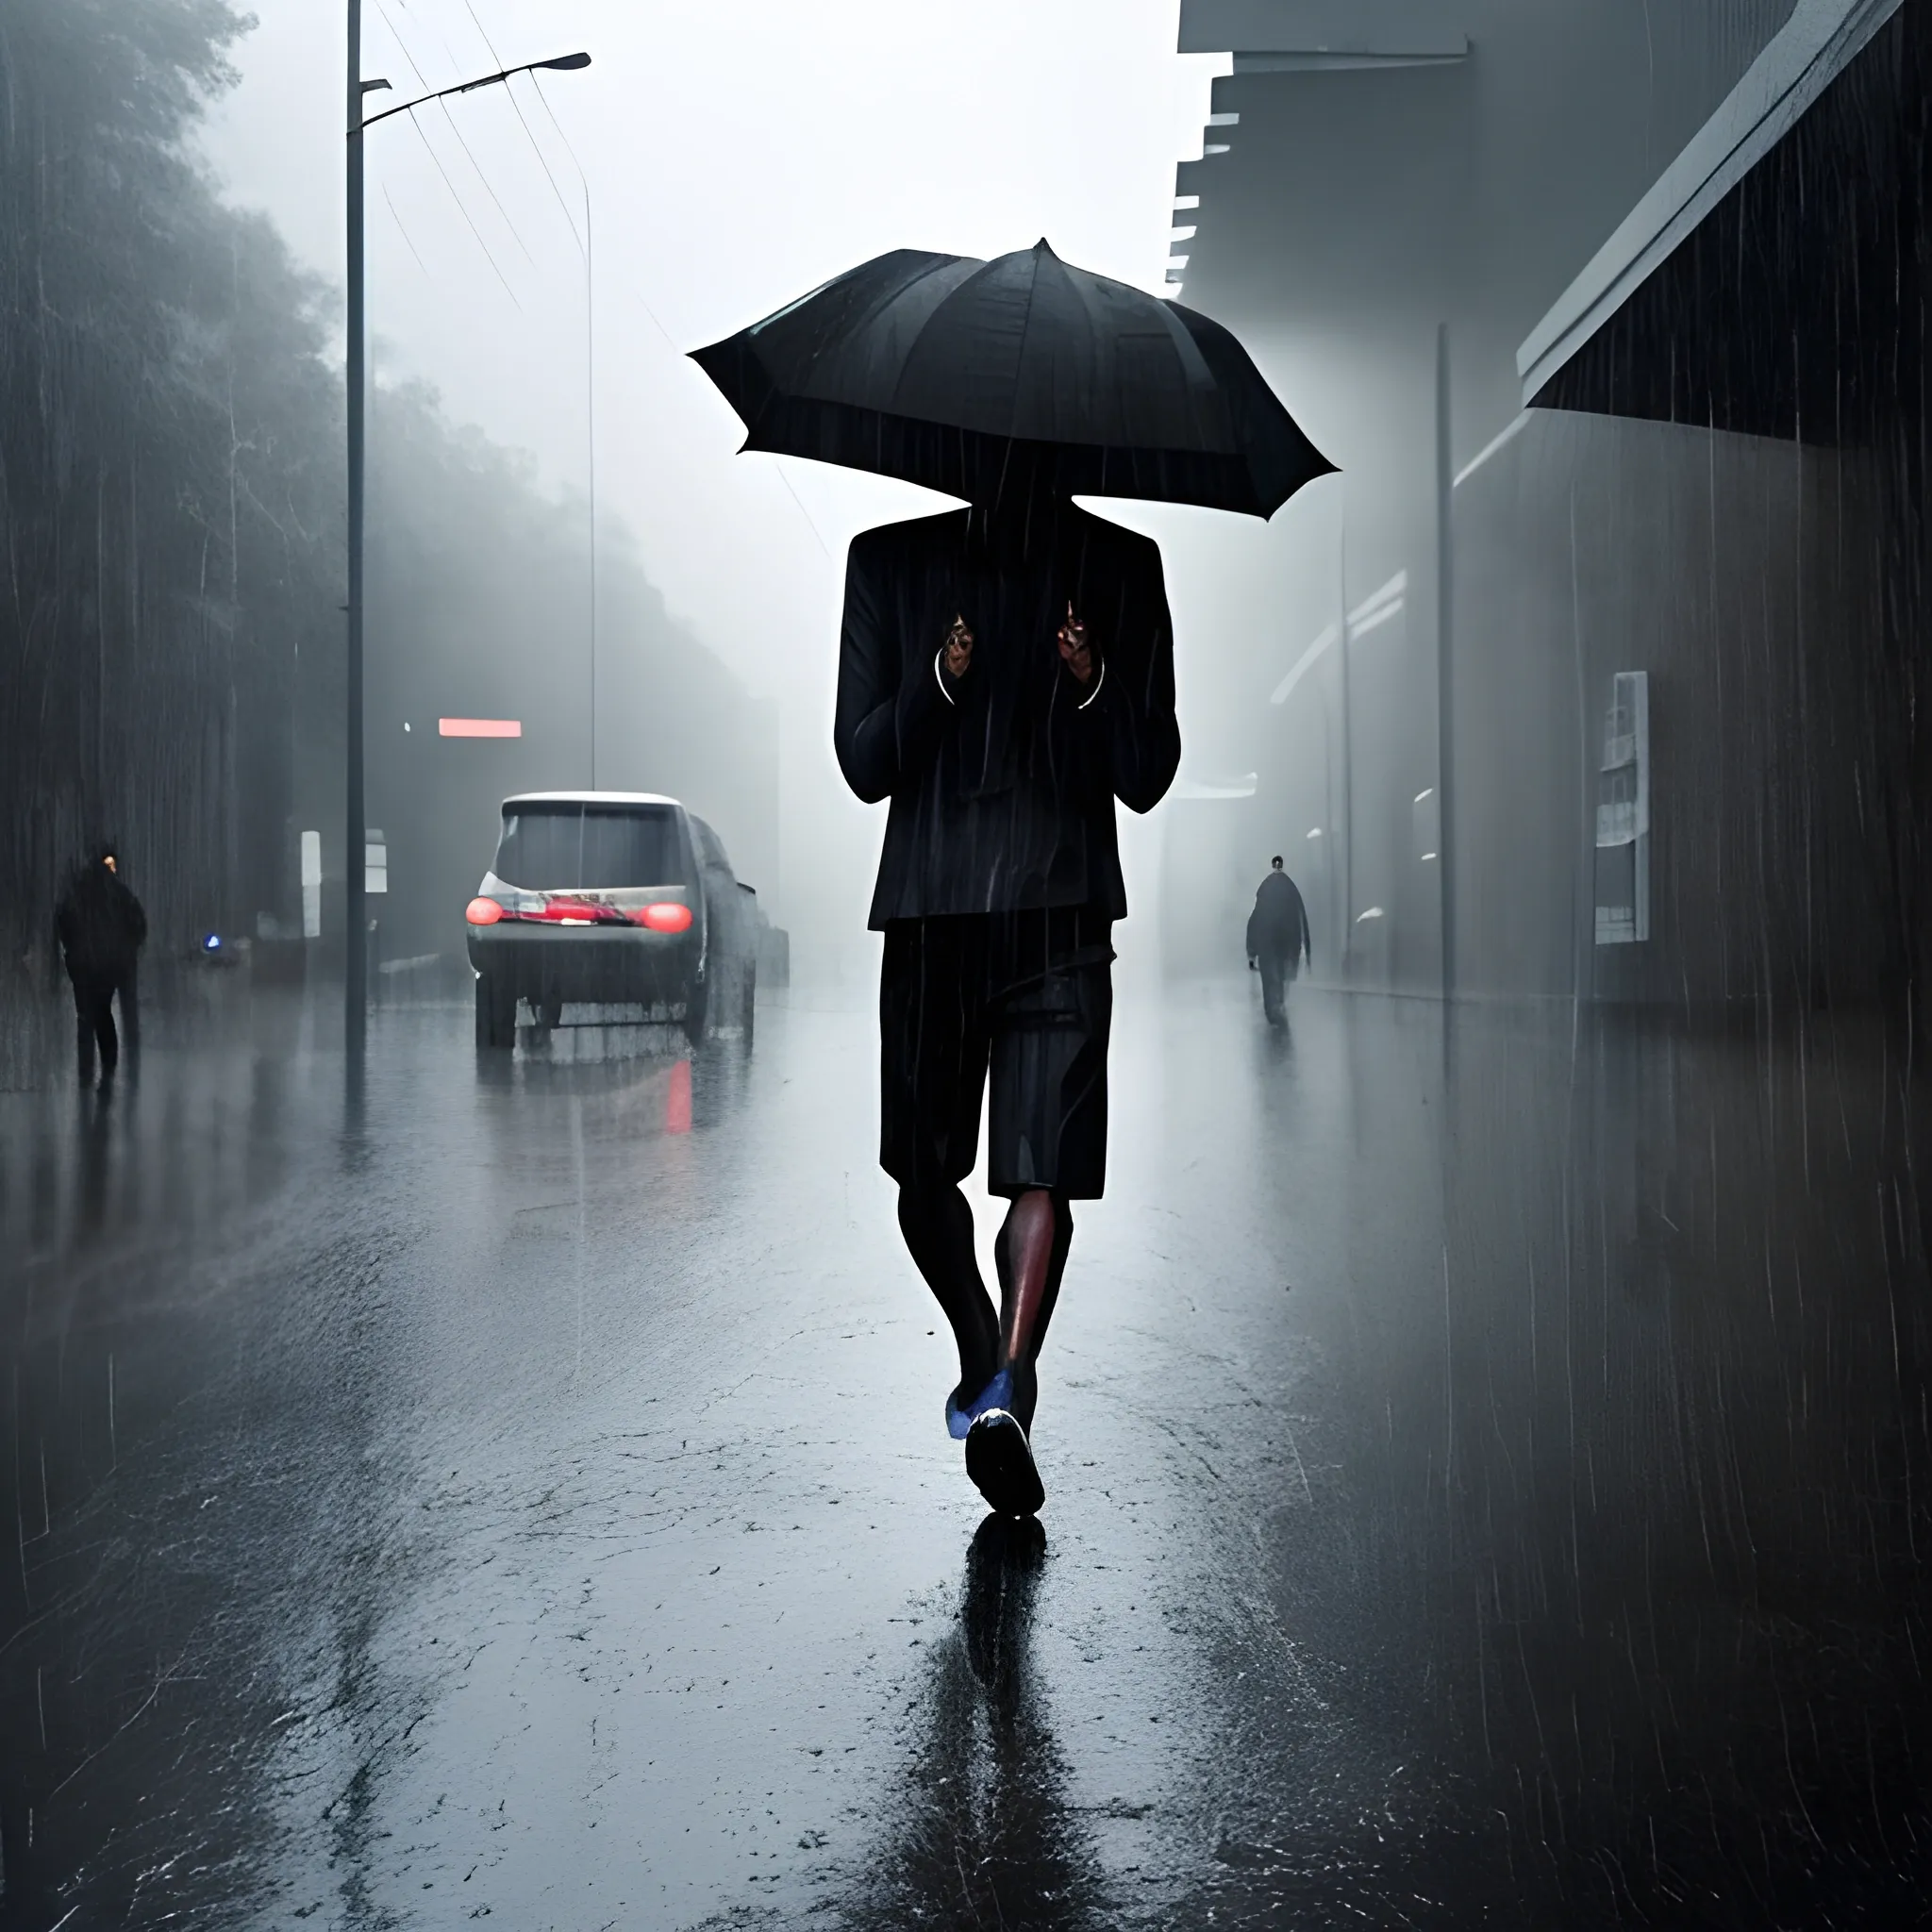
[2,976,1926,1924]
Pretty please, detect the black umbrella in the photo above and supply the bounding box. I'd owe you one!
[690,240,1333,519]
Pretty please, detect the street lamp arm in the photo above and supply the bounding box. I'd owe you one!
[355,51,590,132]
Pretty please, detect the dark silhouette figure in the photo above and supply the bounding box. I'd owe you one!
[837,458,1179,1516]
[1246,857,1310,1026]
[56,844,146,1084]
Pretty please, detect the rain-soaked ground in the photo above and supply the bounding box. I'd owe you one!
[2,971,1927,1927]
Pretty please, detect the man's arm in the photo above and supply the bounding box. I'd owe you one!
[833,537,899,803]
[833,531,958,804]
[1071,540,1180,814]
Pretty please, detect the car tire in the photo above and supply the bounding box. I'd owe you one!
[475,976,516,1049]
[683,971,708,1049]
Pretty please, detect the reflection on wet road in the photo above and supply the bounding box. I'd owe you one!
[2,981,1926,1924]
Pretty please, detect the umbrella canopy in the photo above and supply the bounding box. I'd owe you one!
[690,241,1333,518]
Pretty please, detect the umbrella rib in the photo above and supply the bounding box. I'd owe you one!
[824,256,976,381]
[1004,252,1048,451]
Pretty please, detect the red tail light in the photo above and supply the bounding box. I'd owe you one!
[469,894,685,929]
[636,902,693,934]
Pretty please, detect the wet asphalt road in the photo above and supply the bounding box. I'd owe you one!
[3,974,1928,1927]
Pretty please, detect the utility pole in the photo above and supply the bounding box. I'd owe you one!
[345,0,369,1051]
[587,193,597,791]
[1338,493,1353,971]
[1435,322,1456,1013]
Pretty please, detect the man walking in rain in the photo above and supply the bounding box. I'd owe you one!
[699,237,1323,1511]
[836,457,1179,1518]
[56,842,147,1086]
[1246,856,1310,1026]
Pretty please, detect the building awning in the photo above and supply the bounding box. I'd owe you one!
[1178,0,1466,71]
[1517,0,1905,433]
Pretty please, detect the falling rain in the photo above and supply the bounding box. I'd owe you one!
[3,1,1929,1924]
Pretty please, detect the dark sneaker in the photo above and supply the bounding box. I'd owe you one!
[965,1409,1045,1517]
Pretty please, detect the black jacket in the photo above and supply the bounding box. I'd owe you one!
[1246,871,1309,963]
[835,507,1180,929]
[57,863,147,980]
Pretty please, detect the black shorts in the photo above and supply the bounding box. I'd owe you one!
[879,908,1114,1200]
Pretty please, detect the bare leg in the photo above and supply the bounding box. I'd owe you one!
[898,1182,1000,1401]
[994,1189,1074,1430]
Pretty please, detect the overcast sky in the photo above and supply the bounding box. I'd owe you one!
[196,1,1245,941]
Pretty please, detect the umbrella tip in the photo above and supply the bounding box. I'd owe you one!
[1035,237,1056,255]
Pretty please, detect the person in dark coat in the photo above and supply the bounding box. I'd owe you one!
[56,844,146,1084]
[1246,857,1310,1026]
[836,458,1180,1517]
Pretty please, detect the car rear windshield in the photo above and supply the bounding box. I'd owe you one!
[492,805,683,890]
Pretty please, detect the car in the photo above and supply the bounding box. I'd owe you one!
[465,791,759,1050]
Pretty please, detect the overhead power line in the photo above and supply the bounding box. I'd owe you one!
[404,107,523,308]
[375,0,533,292]
[463,0,586,256]
[381,178,430,276]
[437,97,541,268]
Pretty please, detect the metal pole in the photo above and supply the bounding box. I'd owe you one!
[1338,492,1353,969]
[1435,322,1456,1010]
[586,192,597,790]
[345,0,367,1049]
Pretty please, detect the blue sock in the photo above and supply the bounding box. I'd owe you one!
[945,1365,1013,1440]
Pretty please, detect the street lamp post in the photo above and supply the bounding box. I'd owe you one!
[343,2,590,1049]
[345,0,367,1051]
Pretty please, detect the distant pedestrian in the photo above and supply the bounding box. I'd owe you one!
[1246,857,1309,1026]
[56,844,146,1084]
